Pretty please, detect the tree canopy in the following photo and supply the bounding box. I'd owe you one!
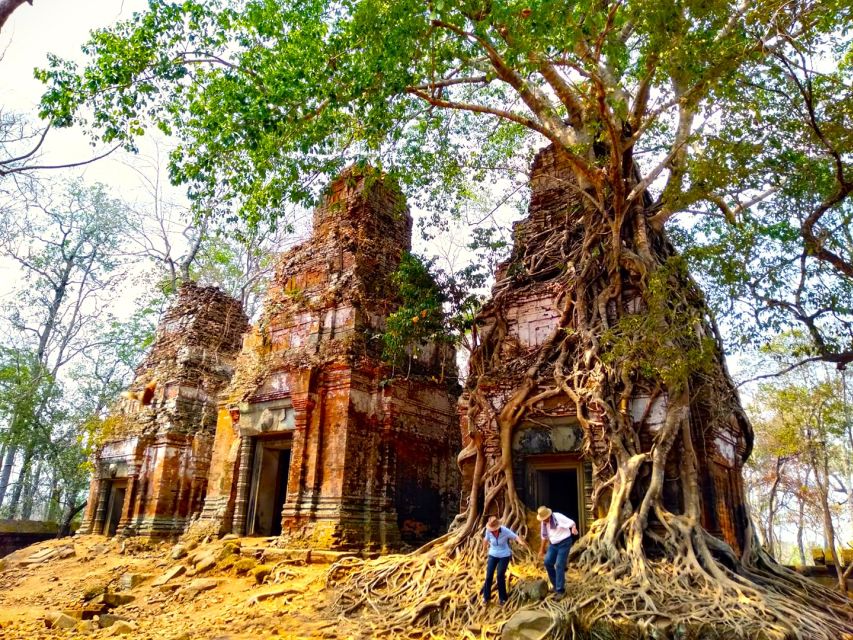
[36,0,853,366]
[27,1,853,637]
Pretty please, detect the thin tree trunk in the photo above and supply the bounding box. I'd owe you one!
[21,461,42,520]
[57,500,86,538]
[765,457,785,559]
[46,471,62,522]
[0,445,17,508]
[796,493,806,566]
[7,446,33,517]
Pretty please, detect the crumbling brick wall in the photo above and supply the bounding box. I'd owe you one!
[79,283,249,537]
[198,168,460,549]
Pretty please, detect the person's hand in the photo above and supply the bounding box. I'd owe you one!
[537,549,545,560]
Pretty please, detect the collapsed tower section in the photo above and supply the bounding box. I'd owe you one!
[79,283,249,537]
[198,169,460,549]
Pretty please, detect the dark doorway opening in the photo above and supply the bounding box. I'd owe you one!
[247,437,292,536]
[537,469,580,524]
[103,481,127,536]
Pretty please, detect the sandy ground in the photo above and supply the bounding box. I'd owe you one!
[0,535,345,640]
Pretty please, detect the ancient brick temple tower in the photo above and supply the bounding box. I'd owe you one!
[459,145,751,552]
[78,283,249,537]
[197,168,460,549]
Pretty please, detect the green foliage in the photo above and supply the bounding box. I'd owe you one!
[31,0,853,371]
[382,253,448,367]
[382,253,485,372]
[601,259,716,390]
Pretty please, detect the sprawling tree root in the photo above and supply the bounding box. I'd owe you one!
[323,147,853,638]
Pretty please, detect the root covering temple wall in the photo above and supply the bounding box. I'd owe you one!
[460,145,752,553]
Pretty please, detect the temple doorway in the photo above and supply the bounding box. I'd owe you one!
[536,468,580,526]
[103,480,127,536]
[246,435,292,536]
[524,455,586,534]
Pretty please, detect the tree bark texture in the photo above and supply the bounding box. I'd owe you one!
[0,0,31,33]
[0,445,17,509]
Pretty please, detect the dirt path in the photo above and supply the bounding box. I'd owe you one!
[0,536,343,640]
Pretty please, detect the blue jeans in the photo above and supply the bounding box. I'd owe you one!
[543,537,572,593]
[482,555,510,603]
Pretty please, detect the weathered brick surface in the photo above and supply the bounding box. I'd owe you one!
[460,145,750,552]
[79,283,249,537]
[198,168,460,549]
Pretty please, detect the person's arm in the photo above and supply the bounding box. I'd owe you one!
[507,528,528,549]
[538,536,548,558]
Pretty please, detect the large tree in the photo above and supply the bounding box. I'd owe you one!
[35,0,853,637]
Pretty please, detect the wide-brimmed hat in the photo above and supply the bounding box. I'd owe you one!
[486,516,501,531]
[536,506,552,522]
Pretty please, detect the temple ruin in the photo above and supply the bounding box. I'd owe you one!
[459,145,752,552]
[195,168,460,549]
[78,282,249,537]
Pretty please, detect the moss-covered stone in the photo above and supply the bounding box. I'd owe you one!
[251,564,273,584]
[233,558,258,575]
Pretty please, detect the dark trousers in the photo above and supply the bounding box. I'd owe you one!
[482,555,511,603]
[543,537,572,593]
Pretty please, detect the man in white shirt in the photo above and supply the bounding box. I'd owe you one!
[537,505,578,600]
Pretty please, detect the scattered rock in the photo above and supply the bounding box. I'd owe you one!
[261,548,309,564]
[501,609,554,640]
[182,578,221,597]
[216,543,241,561]
[98,613,130,628]
[60,609,84,620]
[44,611,78,629]
[516,578,548,602]
[233,558,257,575]
[120,572,152,590]
[108,620,137,635]
[246,586,298,606]
[82,579,110,601]
[194,555,217,573]
[103,591,136,607]
[152,564,186,586]
[170,544,188,560]
[57,546,76,559]
[76,619,98,634]
[221,533,239,541]
[157,583,182,593]
[25,548,58,565]
[309,549,356,564]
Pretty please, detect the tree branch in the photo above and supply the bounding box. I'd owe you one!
[0,0,32,34]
